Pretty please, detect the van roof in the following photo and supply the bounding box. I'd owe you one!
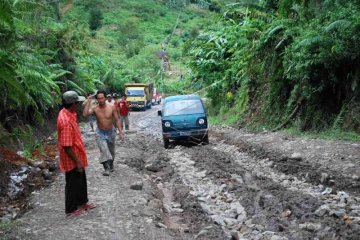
[164,95,201,102]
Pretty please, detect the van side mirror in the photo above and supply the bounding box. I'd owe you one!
[158,110,162,117]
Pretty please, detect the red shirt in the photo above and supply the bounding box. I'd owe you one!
[57,108,88,172]
[117,100,129,116]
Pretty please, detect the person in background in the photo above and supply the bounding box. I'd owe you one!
[57,91,96,217]
[117,94,130,130]
[82,93,98,132]
[113,93,119,105]
[106,94,115,107]
[83,90,125,176]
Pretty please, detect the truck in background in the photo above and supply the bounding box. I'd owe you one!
[124,83,154,111]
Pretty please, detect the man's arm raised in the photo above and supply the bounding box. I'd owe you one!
[83,96,94,117]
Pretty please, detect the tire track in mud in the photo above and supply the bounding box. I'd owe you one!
[121,129,226,240]
[131,109,360,239]
[179,140,360,239]
[210,129,360,195]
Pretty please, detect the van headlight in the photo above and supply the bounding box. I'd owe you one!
[198,118,205,125]
[164,121,171,127]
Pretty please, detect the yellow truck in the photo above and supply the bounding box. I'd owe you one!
[124,83,154,111]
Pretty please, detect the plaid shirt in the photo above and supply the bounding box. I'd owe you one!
[57,108,88,172]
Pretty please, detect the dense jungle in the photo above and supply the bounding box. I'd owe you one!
[1,0,360,141]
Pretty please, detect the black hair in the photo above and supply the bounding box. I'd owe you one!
[95,90,107,99]
[62,99,74,109]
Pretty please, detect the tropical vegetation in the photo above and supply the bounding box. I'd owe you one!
[0,0,214,129]
[186,0,360,135]
[1,0,360,148]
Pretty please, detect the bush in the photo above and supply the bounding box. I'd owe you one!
[89,9,103,31]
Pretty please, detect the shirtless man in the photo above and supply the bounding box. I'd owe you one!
[83,90,124,176]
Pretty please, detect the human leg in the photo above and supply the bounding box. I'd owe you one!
[119,116,125,131]
[78,170,88,205]
[65,168,88,214]
[107,129,116,172]
[96,132,114,176]
[125,115,129,130]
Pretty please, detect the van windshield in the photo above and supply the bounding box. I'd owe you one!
[127,89,144,97]
[164,99,204,116]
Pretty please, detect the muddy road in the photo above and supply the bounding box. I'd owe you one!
[2,104,360,240]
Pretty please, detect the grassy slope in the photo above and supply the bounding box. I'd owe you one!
[64,0,215,92]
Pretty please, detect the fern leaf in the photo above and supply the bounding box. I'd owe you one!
[0,0,14,28]
[325,20,351,32]
[65,80,86,95]
[296,35,324,48]
[268,24,284,37]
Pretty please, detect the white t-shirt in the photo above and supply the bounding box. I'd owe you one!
[106,100,115,106]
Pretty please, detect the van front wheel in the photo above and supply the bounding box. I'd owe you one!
[203,134,209,144]
[164,139,170,149]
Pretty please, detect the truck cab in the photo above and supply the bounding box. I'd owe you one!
[125,83,153,111]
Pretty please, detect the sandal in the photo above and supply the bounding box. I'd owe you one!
[66,208,86,218]
[81,203,96,210]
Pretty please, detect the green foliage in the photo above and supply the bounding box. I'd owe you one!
[166,0,187,9]
[0,220,17,233]
[89,9,103,31]
[59,0,217,95]
[0,0,64,125]
[11,125,41,158]
[0,125,10,146]
[187,0,360,135]
[0,0,105,129]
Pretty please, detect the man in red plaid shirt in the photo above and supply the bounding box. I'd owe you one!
[57,91,96,217]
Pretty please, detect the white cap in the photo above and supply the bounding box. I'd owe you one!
[63,91,86,104]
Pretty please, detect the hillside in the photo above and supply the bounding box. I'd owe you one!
[62,0,217,94]
[0,0,219,149]
[1,0,360,152]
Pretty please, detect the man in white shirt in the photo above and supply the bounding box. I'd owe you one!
[106,94,115,106]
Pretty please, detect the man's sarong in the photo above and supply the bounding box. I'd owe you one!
[95,127,116,164]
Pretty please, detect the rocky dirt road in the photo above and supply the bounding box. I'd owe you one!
[2,104,360,240]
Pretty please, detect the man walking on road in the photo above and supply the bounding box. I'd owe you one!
[117,94,130,130]
[83,90,125,176]
[57,91,96,217]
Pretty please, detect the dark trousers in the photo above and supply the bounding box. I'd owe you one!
[65,168,88,213]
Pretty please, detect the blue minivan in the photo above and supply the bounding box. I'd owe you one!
[158,95,209,148]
